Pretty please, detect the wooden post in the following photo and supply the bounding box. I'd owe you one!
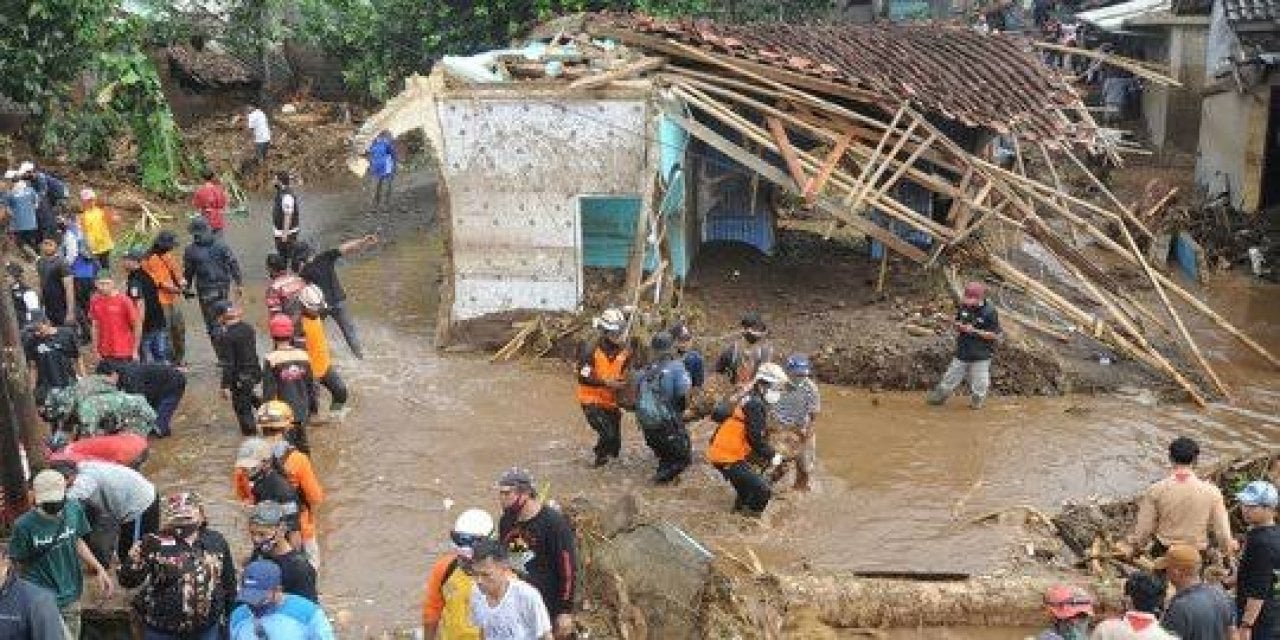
[875,251,890,296]
[1,272,40,524]
[803,130,854,203]
[766,117,811,190]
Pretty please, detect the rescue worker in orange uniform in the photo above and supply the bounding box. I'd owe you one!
[575,308,632,468]
[234,401,326,569]
[707,363,787,516]
[421,508,494,640]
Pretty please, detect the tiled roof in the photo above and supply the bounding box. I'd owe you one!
[1224,0,1280,21]
[1224,0,1280,52]
[597,15,1088,142]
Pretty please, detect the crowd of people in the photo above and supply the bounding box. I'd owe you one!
[1037,437,1280,640]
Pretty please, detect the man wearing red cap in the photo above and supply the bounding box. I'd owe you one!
[262,314,315,445]
[927,280,1001,409]
[1038,584,1094,639]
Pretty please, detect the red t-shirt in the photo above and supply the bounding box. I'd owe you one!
[89,292,139,358]
[53,433,149,466]
[193,181,229,231]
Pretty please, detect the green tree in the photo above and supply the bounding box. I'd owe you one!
[0,0,119,109]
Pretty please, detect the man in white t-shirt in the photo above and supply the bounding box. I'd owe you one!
[245,103,271,161]
[469,539,552,640]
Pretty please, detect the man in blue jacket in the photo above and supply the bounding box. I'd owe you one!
[366,130,397,210]
[230,560,334,640]
[636,331,692,484]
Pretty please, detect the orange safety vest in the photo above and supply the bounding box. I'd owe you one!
[707,406,750,465]
[575,345,630,409]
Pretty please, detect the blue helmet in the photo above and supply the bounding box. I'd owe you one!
[785,354,811,376]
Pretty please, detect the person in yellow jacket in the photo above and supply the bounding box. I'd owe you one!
[707,363,787,516]
[575,308,632,467]
[422,509,495,640]
[78,189,117,269]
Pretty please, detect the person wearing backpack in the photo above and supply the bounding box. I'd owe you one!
[634,331,693,484]
[422,508,495,639]
[183,216,243,340]
[264,253,305,325]
[262,314,315,448]
[118,492,237,640]
[234,438,304,550]
[706,363,787,517]
[256,402,325,569]
[575,308,632,468]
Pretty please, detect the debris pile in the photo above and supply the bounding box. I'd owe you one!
[164,45,259,89]
[186,102,355,185]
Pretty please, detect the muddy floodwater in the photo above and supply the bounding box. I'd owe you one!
[137,173,1280,636]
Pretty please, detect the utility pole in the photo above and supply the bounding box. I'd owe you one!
[0,272,41,526]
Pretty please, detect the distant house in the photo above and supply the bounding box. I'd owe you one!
[1077,0,1212,156]
[1194,0,1280,213]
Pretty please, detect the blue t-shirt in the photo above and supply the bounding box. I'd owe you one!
[230,594,335,640]
[5,184,39,231]
[368,137,396,179]
[680,350,705,388]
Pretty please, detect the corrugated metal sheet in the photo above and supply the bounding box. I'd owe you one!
[697,138,776,254]
[659,114,693,278]
[1077,0,1172,30]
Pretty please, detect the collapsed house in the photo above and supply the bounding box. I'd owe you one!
[356,12,1278,405]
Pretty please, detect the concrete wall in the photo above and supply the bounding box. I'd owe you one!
[1139,21,1208,155]
[1195,80,1275,211]
[438,92,651,321]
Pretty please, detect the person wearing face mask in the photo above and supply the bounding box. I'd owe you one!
[706,363,786,517]
[575,308,633,468]
[422,508,495,639]
[118,492,237,640]
[53,458,159,568]
[927,280,1001,409]
[1037,584,1094,640]
[497,468,577,639]
[229,560,335,640]
[247,501,317,603]
[1092,571,1177,639]
[7,469,114,639]
[715,312,775,393]
[0,542,66,640]
[233,437,304,551]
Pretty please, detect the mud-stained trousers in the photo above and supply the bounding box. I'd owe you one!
[582,404,622,460]
[642,419,691,482]
[716,461,772,514]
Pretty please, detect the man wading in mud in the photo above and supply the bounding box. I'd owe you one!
[927,280,1000,409]
[575,308,632,468]
[497,469,577,639]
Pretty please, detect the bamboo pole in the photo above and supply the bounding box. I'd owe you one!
[846,102,911,205]
[849,119,922,215]
[1030,41,1181,86]
[765,116,810,190]
[1060,148,1156,242]
[1061,148,1231,400]
[1036,141,1080,248]
[803,129,854,203]
[988,255,1208,407]
[862,131,940,218]
[673,84,953,241]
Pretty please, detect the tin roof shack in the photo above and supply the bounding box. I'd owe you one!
[1077,0,1211,156]
[1195,0,1280,213]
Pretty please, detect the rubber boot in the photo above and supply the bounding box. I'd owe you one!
[926,387,948,405]
[969,394,985,410]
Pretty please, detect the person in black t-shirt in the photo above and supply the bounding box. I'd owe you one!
[96,360,187,438]
[35,237,75,327]
[22,310,83,404]
[1234,480,1280,640]
[496,468,577,639]
[123,249,169,364]
[927,280,1001,409]
[213,301,262,436]
[245,501,317,603]
[294,234,378,359]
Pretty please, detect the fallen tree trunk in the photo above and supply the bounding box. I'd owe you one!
[779,573,1122,628]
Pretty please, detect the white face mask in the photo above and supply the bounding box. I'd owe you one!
[763,389,782,405]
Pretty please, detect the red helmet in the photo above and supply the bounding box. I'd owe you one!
[268,314,294,339]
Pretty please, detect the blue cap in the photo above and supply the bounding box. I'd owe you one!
[1237,481,1279,508]
[785,353,811,376]
[237,560,282,605]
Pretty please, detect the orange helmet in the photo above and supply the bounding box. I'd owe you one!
[256,400,295,429]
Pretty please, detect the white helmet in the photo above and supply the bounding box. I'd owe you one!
[593,307,625,332]
[453,508,494,538]
[298,284,326,312]
[753,362,789,386]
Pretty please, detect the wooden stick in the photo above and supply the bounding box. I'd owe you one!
[1030,41,1181,86]
[1060,148,1230,400]
[863,131,940,217]
[803,129,853,203]
[567,56,666,90]
[766,116,810,191]
[846,102,910,206]
[875,251,889,296]
[1001,306,1072,342]
[1140,188,1178,225]
[849,119,921,215]
[1060,147,1156,241]
[988,255,1207,406]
